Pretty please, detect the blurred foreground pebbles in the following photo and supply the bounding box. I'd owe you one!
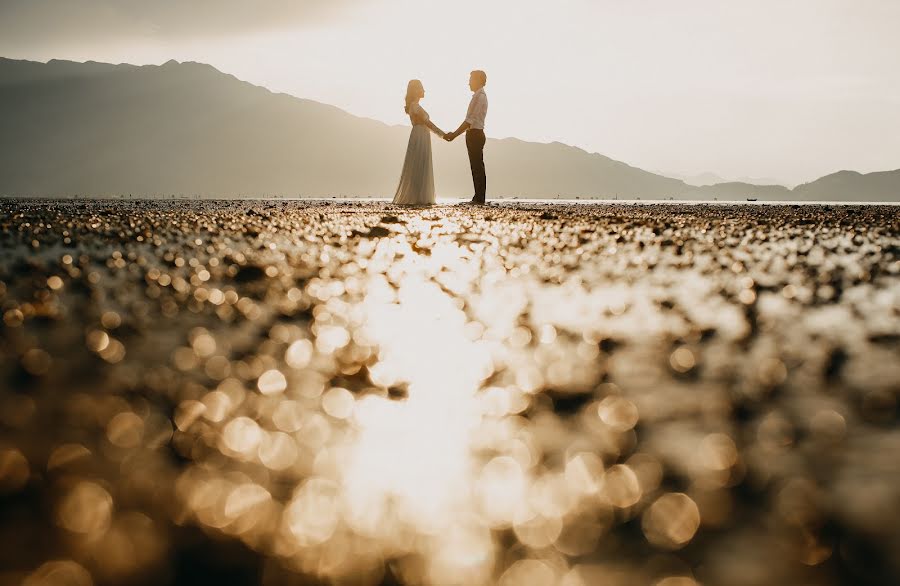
[0,199,898,586]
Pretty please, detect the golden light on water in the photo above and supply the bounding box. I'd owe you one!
[2,201,899,585]
[22,561,93,586]
[0,447,30,493]
[56,481,113,536]
[642,493,701,549]
[155,216,660,584]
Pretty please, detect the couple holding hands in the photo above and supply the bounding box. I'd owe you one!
[392,70,488,206]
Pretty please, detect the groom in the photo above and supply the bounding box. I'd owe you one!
[444,70,488,204]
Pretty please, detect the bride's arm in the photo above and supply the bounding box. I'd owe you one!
[411,107,445,136]
[425,120,445,137]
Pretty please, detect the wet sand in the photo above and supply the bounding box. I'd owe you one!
[1,200,898,586]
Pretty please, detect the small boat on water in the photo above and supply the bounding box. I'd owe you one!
[746,198,758,202]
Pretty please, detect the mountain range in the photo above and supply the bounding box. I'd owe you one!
[0,57,897,201]
[659,171,792,189]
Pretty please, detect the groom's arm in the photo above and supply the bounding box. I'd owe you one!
[445,121,470,141]
[447,92,486,141]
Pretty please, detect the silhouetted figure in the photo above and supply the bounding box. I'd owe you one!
[392,80,448,205]
[445,70,489,204]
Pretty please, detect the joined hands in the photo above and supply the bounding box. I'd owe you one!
[443,131,456,142]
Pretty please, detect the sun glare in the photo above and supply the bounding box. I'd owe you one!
[162,211,665,584]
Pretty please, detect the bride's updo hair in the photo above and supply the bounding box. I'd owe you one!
[404,79,424,114]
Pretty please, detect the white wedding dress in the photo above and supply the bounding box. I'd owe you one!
[393,103,435,205]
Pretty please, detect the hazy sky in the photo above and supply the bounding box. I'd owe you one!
[2,0,899,185]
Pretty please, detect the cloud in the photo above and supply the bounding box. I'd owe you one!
[0,0,353,48]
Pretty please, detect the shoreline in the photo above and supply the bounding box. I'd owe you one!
[3,196,899,206]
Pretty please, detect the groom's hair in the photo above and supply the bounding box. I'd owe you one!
[471,70,487,86]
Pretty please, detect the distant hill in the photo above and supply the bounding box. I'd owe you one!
[662,171,731,187]
[663,171,791,188]
[792,170,900,202]
[0,57,897,201]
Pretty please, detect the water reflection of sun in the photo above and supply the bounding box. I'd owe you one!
[166,216,657,586]
[344,230,496,580]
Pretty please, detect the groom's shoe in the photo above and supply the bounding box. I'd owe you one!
[470,196,487,205]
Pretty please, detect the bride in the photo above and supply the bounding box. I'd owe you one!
[393,79,446,205]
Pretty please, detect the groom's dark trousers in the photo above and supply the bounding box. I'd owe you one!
[466,129,487,203]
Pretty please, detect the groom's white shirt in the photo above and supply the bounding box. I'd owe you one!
[465,88,488,130]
